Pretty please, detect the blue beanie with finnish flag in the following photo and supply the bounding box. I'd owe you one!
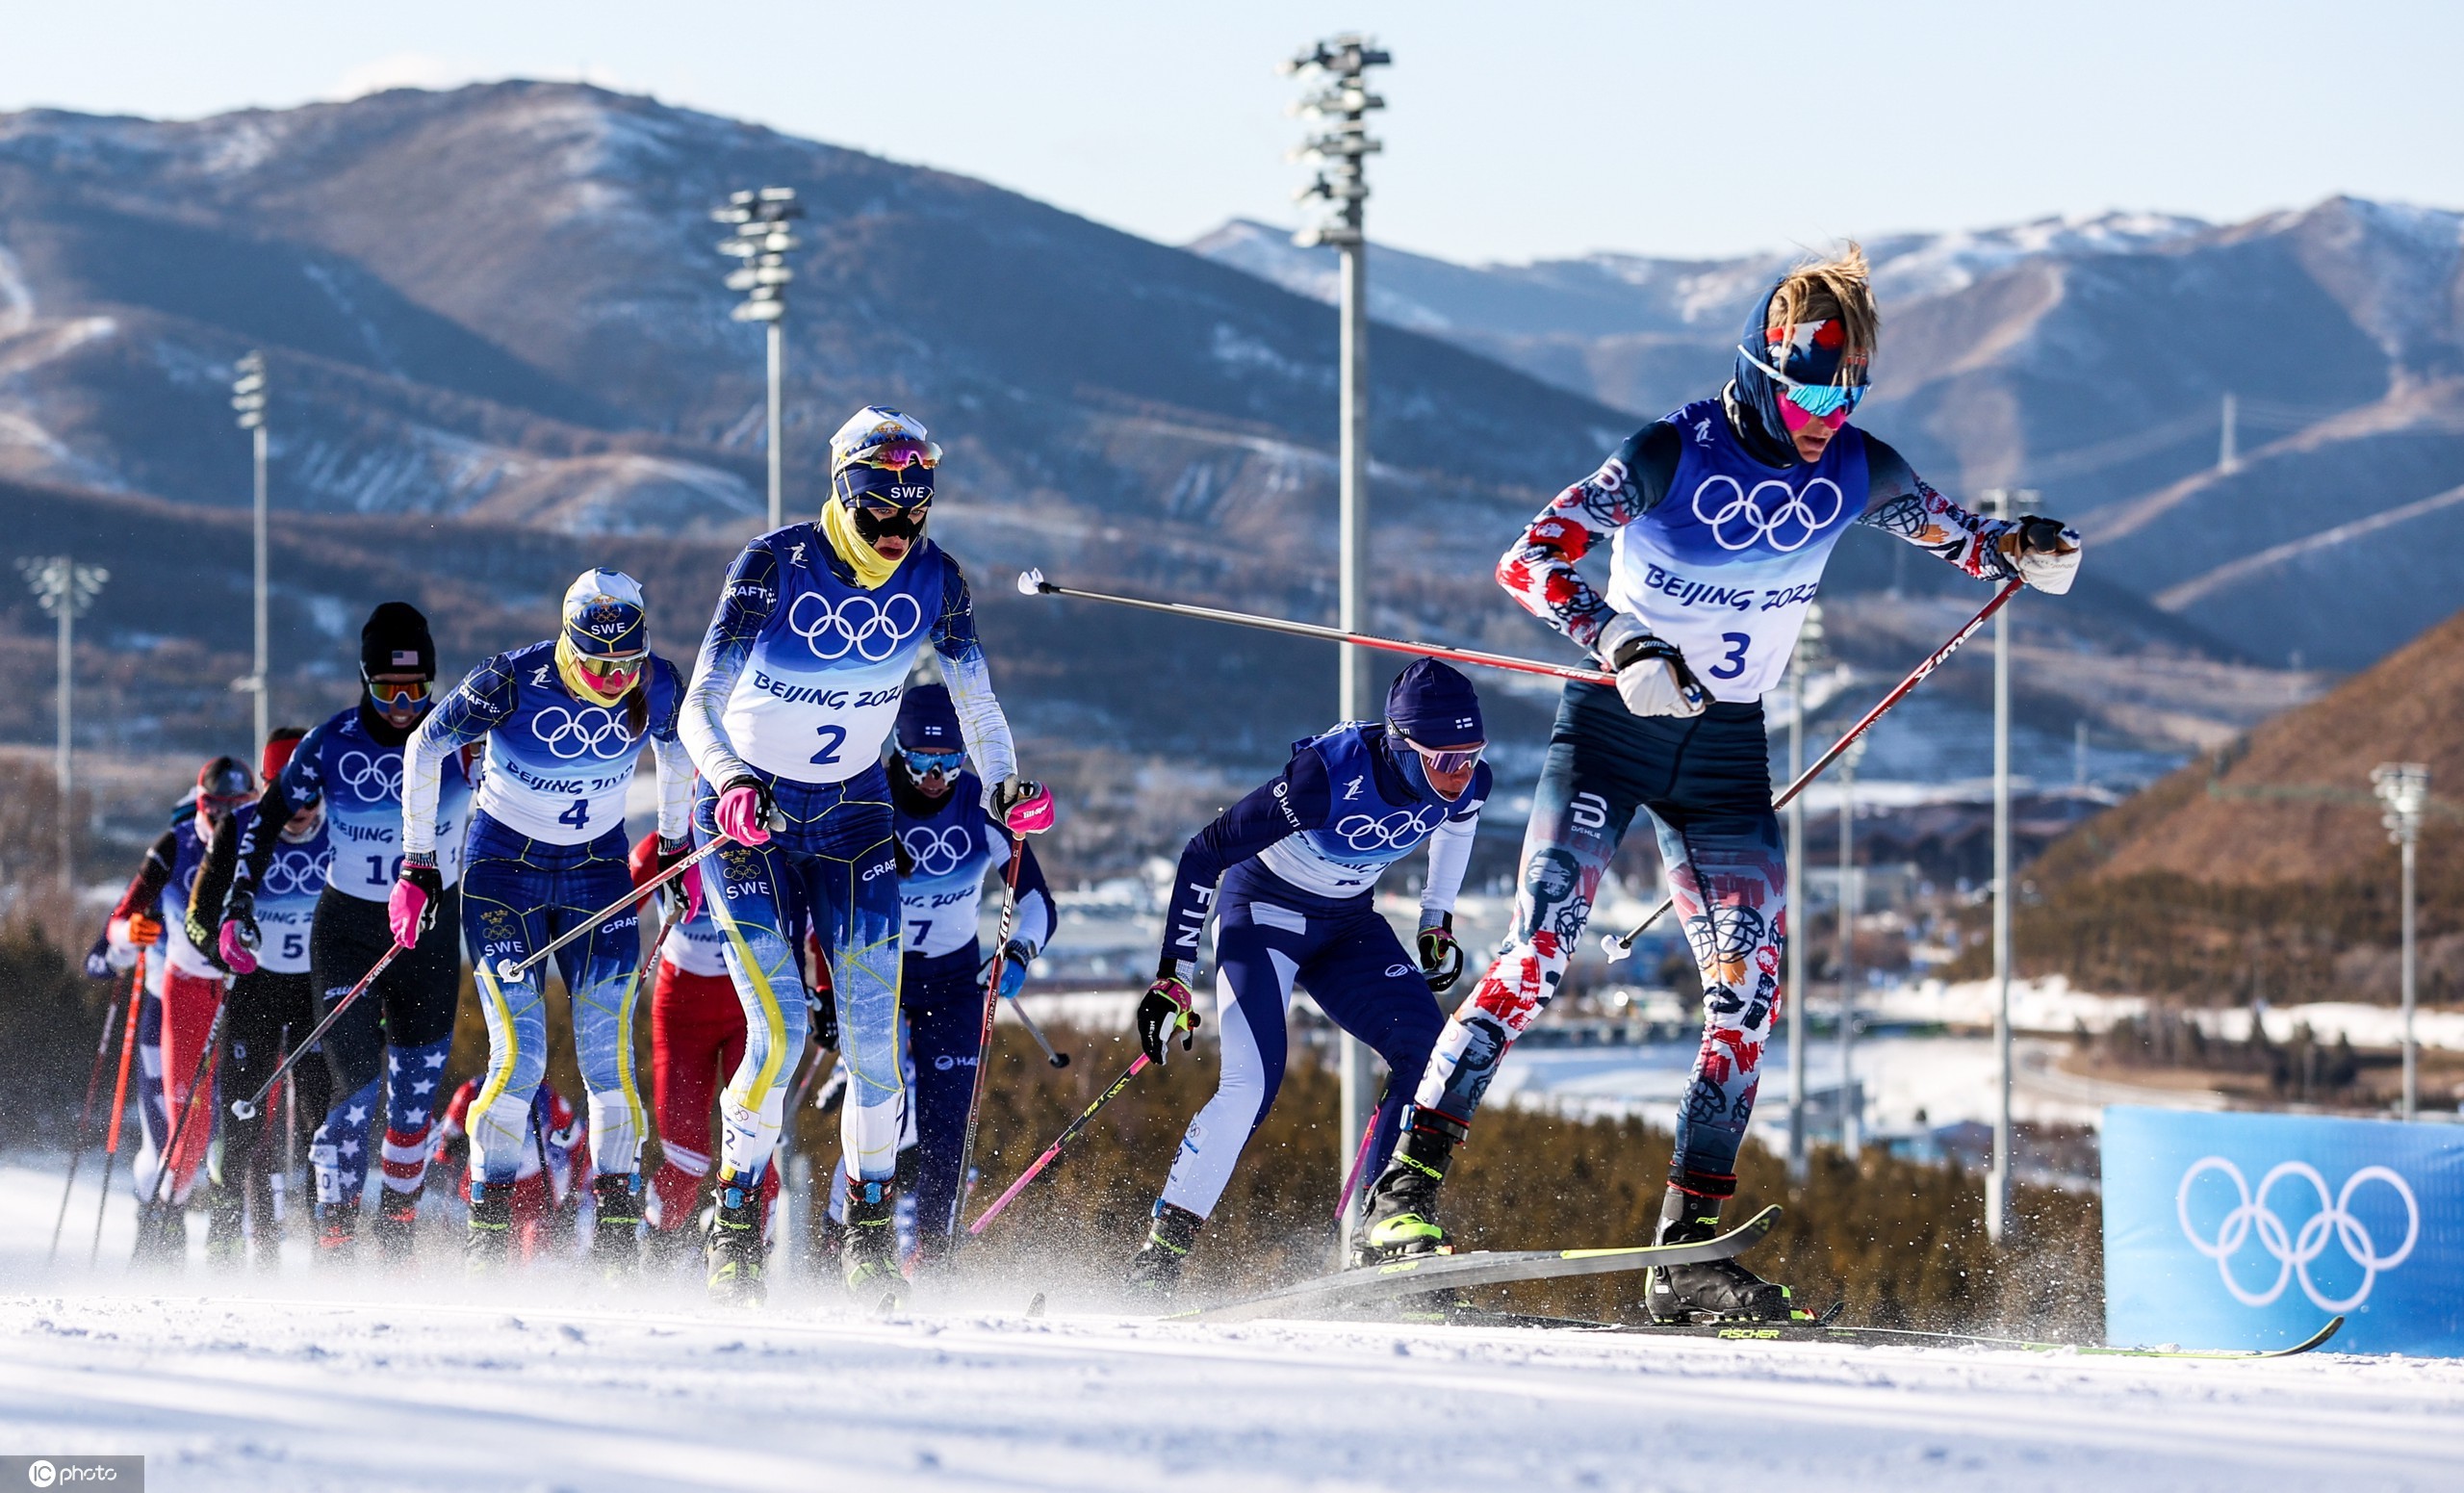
[1385,658,1482,745]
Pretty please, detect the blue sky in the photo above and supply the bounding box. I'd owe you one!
[3,1,2456,265]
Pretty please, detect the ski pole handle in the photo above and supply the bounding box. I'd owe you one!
[967,1052,1150,1236]
[231,941,403,1120]
[1011,999,1068,1068]
[495,834,732,987]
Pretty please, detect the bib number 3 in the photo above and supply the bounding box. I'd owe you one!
[1707,631,1751,682]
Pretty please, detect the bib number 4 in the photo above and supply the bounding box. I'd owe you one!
[559,798,591,831]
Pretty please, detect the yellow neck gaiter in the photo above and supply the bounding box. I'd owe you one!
[555,634,633,707]
[821,501,907,590]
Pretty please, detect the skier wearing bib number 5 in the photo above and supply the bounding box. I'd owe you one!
[1354,247,2086,1323]
[680,405,1053,1304]
[396,569,693,1274]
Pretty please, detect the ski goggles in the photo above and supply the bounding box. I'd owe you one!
[1737,344,1868,419]
[899,746,966,778]
[573,651,647,693]
[199,791,252,819]
[1396,734,1485,776]
[366,677,430,709]
[844,437,940,474]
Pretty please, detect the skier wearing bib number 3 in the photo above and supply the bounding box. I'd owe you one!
[397,569,693,1273]
[1354,247,2086,1323]
[680,405,1052,1304]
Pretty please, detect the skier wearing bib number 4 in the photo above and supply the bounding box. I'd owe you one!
[1354,247,2086,1324]
[680,405,1052,1304]
[397,569,693,1274]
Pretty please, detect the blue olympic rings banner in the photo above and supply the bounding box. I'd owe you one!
[2103,1105,2464,1356]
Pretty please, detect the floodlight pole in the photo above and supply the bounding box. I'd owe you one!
[2373,763,2428,1120]
[1982,487,2034,1242]
[714,187,804,530]
[1288,32,1391,1234]
[232,352,270,747]
[1786,606,1821,1182]
[1836,734,1865,1160]
[20,556,109,898]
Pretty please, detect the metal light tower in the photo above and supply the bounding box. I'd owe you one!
[1835,733,1867,1160]
[1786,605,1822,1181]
[232,351,270,747]
[19,555,108,897]
[2372,762,2429,1120]
[1287,32,1390,1215]
[1982,487,2036,1242]
[714,187,804,530]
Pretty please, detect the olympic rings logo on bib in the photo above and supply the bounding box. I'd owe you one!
[1691,475,1845,552]
[337,750,403,797]
[787,592,924,661]
[2175,1156,2420,1312]
[535,705,634,760]
[901,825,973,877]
[1330,808,1446,852]
[261,848,333,898]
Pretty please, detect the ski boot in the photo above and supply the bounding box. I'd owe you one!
[705,1173,768,1306]
[646,1218,703,1274]
[314,1202,360,1265]
[1641,1188,1794,1325]
[465,1182,514,1274]
[1354,1113,1463,1265]
[591,1173,644,1277]
[841,1175,909,1310]
[131,1199,186,1270]
[372,1185,424,1265]
[205,1183,247,1271]
[1123,1202,1204,1300]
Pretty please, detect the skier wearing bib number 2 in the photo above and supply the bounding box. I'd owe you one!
[397,569,693,1274]
[680,405,1053,1304]
[1355,247,2086,1323]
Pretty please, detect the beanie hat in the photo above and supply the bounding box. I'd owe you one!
[262,727,308,785]
[1385,658,1483,745]
[360,601,436,680]
[895,683,964,751]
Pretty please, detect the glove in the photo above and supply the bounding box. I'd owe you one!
[1598,614,1707,718]
[714,777,776,846]
[978,940,1035,1000]
[224,886,261,952]
[389,858,445,948]
[1999,515,2083,596]
[628,833,688,891]
[992,775,1056,835]
[1417,914,1464,993]
[108,914,164,952]
[218,919,259,976]
[680,855,706,926]
[84,935,115,980]
[1136,965,1201,1066]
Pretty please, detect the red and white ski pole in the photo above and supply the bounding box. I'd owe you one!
[47,992,124,1265]
[1018,570,1616,688]
[1601,578,2026,958]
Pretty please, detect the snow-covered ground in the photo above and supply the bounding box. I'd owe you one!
[9,1164,2464,1491]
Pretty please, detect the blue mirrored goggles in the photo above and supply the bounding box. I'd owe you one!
[900,746,966,777]
[1736,344,1868,417]
[1393,731,1484,776]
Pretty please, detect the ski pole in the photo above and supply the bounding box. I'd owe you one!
[230,941,406,1120]
[47,994,123,1265]
[967,1052,1151,1236]
[1019,570,1616,688]
[1602,577,2026,958]
[90,954,147,1265]
[1010,999,1068,1068]
[948,832,1029,1236]
[146,995,228,1215]
[495,834,736,986]
[1332,1082,1389,1228]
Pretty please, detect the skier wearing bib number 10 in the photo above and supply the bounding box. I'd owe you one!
[395,569,693,1274]
[1352,247,2086,1324]
[680,405,1053,1305]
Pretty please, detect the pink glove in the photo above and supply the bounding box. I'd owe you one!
[682,857,707,925]
[714,780,773,846]
[388,862,442,948]
[994,776,1056,835]
[218,919,259,976]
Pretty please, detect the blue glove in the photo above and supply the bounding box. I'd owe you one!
[979,940,1034,1000]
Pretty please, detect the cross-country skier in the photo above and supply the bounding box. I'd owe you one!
[430,1076,591,1263]
[394,569,690,1273]
[1125,659,1491,1295]
[679,404,1052,1304]
[187,727,333,1270]
[102,759,256,1264]
[95,799,178,1243]
[1353,247,2083,1324]
[221,603,473,1263]
[820,682,1053,1260]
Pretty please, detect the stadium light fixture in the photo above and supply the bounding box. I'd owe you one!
[713,186,806,529]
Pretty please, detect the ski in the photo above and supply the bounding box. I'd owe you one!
[1422,1302,2344,1359]
[1172,1204,1780,1324]
[1821,1314,2346,1359]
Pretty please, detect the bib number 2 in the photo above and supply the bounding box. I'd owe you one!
[1707,631,1751,682]
[809,724,847,766]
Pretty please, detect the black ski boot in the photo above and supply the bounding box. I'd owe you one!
[1641,1188,1794,1325]
[205,1183,247,1271]
[314,1201,360,1266]
[1123,1202,1204,1300]
[842,1175,909,1309]
[372,1185,424,1265]
[705,1173,768,1305]
[466,1182,514,1274]
[1354,1113,1463,1265]
[131,1198,186,1270]
[591,1173,644,1277]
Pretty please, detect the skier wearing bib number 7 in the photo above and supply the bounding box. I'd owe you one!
[396,569,693,1274]
[680,405,1053,1304]
[1354,246,2086,1323]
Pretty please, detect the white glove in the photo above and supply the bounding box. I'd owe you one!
[1597,614,1707,718]
[1999,516,2082,596]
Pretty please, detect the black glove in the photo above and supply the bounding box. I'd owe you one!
[1417,914,1464,992]
[225,885,261,951]
[1136,963,1201,1066]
